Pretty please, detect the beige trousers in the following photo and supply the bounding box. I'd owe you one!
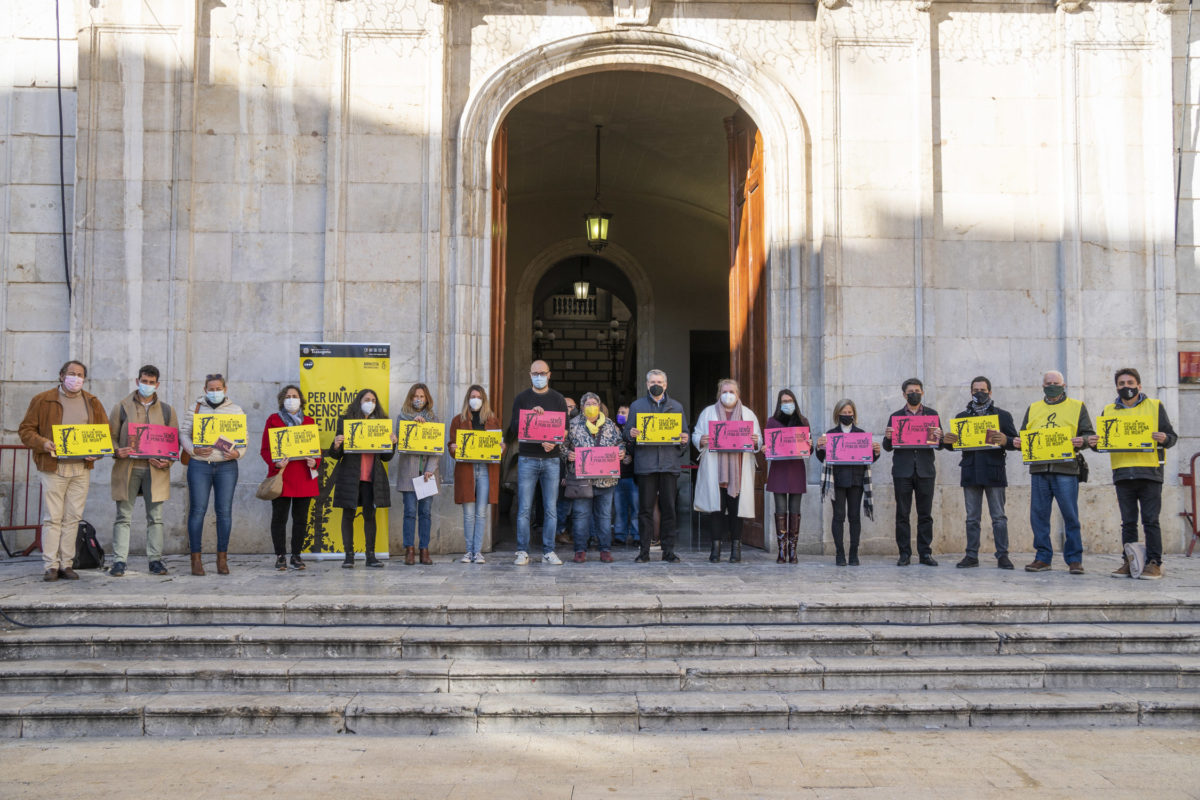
[39,463,90,571]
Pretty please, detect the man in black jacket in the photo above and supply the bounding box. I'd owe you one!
[623,369,690,563]
[942,376,1019,570]
[506,360,568,566]
[882,378,947,566]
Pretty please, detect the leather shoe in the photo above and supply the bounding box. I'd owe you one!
[662,553,681,563]
[599,551,613,563]
[43,568,59,582]
[573,551,587,563]
[58,567,80,580]
[919,555,938,567]
[1024,559,1051,572]
[1068,562,1085,575]
[896,554,911,566]
[956,557,978,569]
[997,555,1014,570]
[419,548,433,565]
[634,553,650,563]
[404,546,416,566]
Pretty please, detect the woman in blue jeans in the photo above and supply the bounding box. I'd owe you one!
[448,385,503,563]
[180,373,245,576]
[561,392,624,563]
[395,383,439,565]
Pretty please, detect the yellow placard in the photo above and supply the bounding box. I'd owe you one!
[51,424,114,458]
[950,415,1000,451]
[1095,414,1156,452]
[455,429,502,462]
[343,418,394,453]
[396,421,446,454]
[636,413,683,444]
[267,424,322,461]
[1020,427,1075,463]
[193,414,248,446]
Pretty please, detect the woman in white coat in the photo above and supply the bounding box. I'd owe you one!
[693,378,761,563]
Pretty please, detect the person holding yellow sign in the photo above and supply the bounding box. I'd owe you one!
[449,385,504,563]
[1014,370,1095,575]
[18,360,109,582]
[181,373,246,576]
[260,385,321,572]
[624,369,690,563]
[941,376,1018,570]
[329,388,397,568]
[1086,368,1177,580]
[395,383,440,566]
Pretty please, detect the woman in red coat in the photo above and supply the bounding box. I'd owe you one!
[260,384,321,570]
[447,384,503,563]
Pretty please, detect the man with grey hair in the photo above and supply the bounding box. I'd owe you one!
[624,369,689,562]
[1014,370,1095,574]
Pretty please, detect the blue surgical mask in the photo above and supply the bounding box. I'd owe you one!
[780,402,795,416]
[206,390,225,405]
[531,375,548,390]
[137,383,156,398]
[616,414,627,425]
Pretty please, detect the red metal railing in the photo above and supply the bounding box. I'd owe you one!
[1183,452,1199,558]
[0,445,42,557]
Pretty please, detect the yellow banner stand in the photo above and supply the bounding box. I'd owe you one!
[298,342,390,557]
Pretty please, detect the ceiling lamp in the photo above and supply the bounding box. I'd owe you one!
[574,256,590,300]
[584,124,613,253]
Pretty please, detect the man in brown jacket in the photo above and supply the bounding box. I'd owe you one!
[18,360,109,581]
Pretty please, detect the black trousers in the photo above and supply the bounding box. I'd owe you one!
[893,474,935,557]
[270,495,311,557]
[1115,479,1163,564]
[831,485,864,556]
[637,472,677,556]
[341,480,378,556]
[711,486,743,543]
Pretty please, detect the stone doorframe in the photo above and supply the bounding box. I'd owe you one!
[510,239,655,394]
[445,28,812,405]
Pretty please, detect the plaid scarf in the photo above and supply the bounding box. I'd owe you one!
[820,463,874,521]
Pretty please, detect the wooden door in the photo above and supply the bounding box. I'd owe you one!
[490,124,508,412]
[726,111,767,549]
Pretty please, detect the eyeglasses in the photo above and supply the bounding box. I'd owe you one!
[205,373,224,382]
[530,371,549,377]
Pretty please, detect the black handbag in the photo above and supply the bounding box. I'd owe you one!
[563,474,594,499]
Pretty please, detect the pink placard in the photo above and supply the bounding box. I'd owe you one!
[128,423,179,459]
[708,420,755,452]
[890,415,939,448]
[518,409,566,443]
[763,426,811,460]
[824,432,874,464]
[575,446,621,478]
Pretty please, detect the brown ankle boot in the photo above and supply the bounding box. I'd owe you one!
[774,514,788,563]
[191,553,205,576]
[787,514,801,563]
[419,547,432,565]
[404,546,416,565]
[216,552,230,575]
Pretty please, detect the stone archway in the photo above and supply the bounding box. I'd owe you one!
[445,29,811,402]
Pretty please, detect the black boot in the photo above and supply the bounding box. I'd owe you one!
[341,529,355,568]
[729,538,742,563]
[787,514,800,564]
[709,539,722,563]
[774,514,788,564]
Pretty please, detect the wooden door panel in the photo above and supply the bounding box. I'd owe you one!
[490,124,508,412]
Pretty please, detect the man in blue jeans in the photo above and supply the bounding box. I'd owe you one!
[507,360,568,565]
[1015,370,1096,575]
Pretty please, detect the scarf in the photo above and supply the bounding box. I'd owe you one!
[717,402,743,498]
[967,396,995,416]
[819,426,874,521]
[280,410,303,427]
[585,412,606,436]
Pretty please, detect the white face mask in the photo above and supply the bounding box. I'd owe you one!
[361,400,376,416]
[720,392,737,407]
[468,397,483,411]
[283,397,301,413]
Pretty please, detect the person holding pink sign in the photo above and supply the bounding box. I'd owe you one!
[693,379,761,563]
[764,389,811,564]
[561,392,624,563]
[816,399,881,566]
[882,378,948,567]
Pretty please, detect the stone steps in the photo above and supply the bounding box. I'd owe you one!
[2,654,1198,695]
[0,688,1195,737]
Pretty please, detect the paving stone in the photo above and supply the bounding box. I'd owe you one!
[1128,690,1200,726]
[563,596,661,625]
[400,627,530,659]
[1033,654,1185,690]
[861,624,1003,656]
[751,625,875,657]
[0,660,128,693]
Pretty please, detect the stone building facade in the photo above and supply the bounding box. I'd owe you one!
[1,0,1197,557]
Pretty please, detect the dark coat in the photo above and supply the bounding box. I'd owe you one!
[815,424,880,488]
[764,414,810,494]
[953,405,1019,488]
[882,405,949,479]
[327,416,395,509]
[623,392,689,475]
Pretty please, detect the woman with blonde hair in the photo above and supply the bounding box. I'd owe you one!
[448,384,503,563]
[815,398,882,566]
[692,378,761,563]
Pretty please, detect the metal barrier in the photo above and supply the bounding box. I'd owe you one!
[0,445,42,557]
[1183,451,1199,558]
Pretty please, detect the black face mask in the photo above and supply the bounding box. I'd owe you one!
[648,384,665,398]
[972,391,990,404]
[568,407,579,418]
[1118,386,1139,401]
[1043,384,1065,400]
[838,415,854,426]
[906,392,922,406]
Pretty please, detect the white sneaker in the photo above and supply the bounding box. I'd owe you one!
[472,552,486,564]
[513,551,530,566]
[459,553,472,563]
[542,552,563,566]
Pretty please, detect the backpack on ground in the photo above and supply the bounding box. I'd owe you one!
[72,520,105,569]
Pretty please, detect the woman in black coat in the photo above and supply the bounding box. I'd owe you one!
[814,398,882,566]
[328,388,397,568]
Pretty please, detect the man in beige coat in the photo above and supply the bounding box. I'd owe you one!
[108,365,179,577]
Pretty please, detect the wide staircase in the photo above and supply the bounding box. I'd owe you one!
[1,579,1198,736]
